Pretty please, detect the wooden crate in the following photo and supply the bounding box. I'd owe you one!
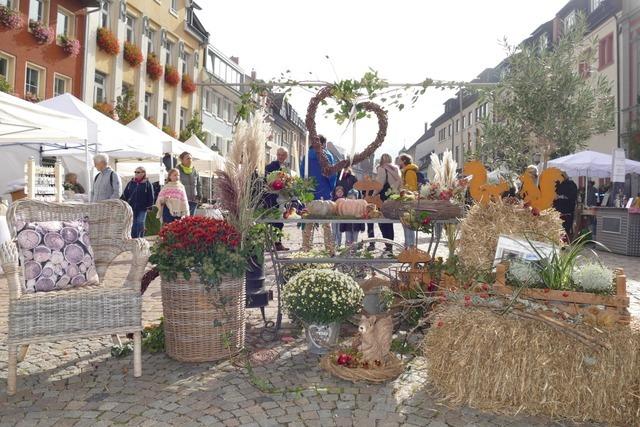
[493,263,630,325]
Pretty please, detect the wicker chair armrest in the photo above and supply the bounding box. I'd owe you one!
[0,241,22,300]
[122,238,151,293]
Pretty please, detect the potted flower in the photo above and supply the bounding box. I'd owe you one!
[162,125,176,138]
[24,92,40,103]
[164,64,180,86]
[59,35,80,57]
[181,73,196,94]
[282,268,364,354]
[123,41,143,67]
[28,20,54,44]
[146,53,163,80]
[0,5,24,29]
[96,27,119,55]
[149,216,248,362]
[94,102,115,119]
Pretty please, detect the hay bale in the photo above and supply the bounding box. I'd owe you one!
[423,306,640,425]
[457,200,564,271]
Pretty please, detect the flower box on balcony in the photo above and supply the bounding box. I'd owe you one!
[97,27,119,56]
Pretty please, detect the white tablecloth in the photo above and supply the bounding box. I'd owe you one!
[195,207,223,220]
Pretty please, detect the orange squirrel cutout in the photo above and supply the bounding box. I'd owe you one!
[463,161,510,206]
[354,175,383,208]
[519,167,564,211]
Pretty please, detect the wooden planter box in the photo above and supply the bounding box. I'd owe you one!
[493,263,630,325]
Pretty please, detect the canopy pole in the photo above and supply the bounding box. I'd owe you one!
[85,139,91,197]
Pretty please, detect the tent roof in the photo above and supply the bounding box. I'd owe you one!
[183,134,225,171]
[127,116,215,161]
[548,150,640,178]
[0,91,87,144]
[39,94,159,159]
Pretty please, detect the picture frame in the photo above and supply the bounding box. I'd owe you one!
[493,234,557,267]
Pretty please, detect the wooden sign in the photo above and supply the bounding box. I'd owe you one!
[354,175,383,208]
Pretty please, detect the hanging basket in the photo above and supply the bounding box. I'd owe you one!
[161,273,246,362]
[381,199,463,220]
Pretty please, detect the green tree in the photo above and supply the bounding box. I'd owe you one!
[479,14,614,171]
[0,76,11,93]
[179,112,207,142]
[115,89,139,125]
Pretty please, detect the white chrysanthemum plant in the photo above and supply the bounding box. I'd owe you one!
[282,269,364,325]
[572,262,614,294]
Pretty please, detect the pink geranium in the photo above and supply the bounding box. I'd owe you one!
[29,20,54,44]
[59,35,81,56]
[0,6,24,29]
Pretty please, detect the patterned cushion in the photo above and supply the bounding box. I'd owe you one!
[15,219,98,293]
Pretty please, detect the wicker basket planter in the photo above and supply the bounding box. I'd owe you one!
[381,199,463,220]
[161,273,246,362]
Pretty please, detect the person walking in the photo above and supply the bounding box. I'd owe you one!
[373,153,402,253]
[399,154,419,247]
[156,168,190,224]
[554,171,578,239]
[265,147,290,251]
[177,151,201,216]
[300,135,336,251]
[122,167,155,238]
[91,153,122,202]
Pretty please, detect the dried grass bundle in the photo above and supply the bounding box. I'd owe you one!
[423,305,640,425]
[215,110,269,243]
[430,150,457,188]
[457,199,564,271]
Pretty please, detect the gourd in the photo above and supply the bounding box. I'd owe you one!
[335,198,369,218]
[306,200,337,217]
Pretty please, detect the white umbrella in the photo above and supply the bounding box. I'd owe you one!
[548,150,640,178]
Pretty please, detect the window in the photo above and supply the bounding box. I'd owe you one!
[53,74,70,96]
[204,89,212,113]
[146,28,155,54]
[56,8,73,38]
[170,0,177,12]
[447,124,451,137]
[539,33,548,50]
[0,51,15,88]
[215,136,223,151]
[462,115,466,129]
[100,0,109,28]
[25,64,44,98]
[94,71,106,103]
[455,119,459,133]
[144,92,152,119]
[563,10,576,34]
[162,100,171,127]
[455,146,459,163]
[181,52,189,75]
[163,40,173,65]
[125,14,136,43]
[29,0,45,23]
[180,108,186,130]
[438,129,446,141]
[590,0,604,12]
[599,33,614,70]
[0,0,13,8]
[225,101,233,122]
[468,111,472,126]
[216,96,222,118]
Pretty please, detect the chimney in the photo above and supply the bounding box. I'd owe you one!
[230,56,239,65]
[250,69,257,80]
[424,122,429,134]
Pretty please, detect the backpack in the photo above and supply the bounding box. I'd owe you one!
[416,171,427,186]
[94,170,115,188]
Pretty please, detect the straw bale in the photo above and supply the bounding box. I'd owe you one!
[457,200,564,271]
[423,305,640,425]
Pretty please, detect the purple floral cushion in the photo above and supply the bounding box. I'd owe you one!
[15,219,98,293]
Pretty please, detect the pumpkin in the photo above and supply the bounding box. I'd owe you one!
[335,198,369,218]
[306,200,337,217]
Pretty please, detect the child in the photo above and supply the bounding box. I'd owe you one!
[340,189,366,246]
[332,185,345,246]
[156,168,190,224]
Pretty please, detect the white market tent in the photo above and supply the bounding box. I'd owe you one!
[38,94,161,191]
[548,150,640,178]
[183,134,225,174]
[0,92,89,196]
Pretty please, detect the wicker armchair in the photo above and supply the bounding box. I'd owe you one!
[0,200,149,395]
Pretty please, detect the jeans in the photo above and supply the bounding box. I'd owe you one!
[367,223,374,238]
[131,210,147,238]
[188,201,198,216]
[403,225,416,248]
[345,230,359,245]
[379,222,394,249]
[332,223,342,246]
[162,206,181,224]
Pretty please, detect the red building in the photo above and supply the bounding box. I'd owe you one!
[0,0,98,101]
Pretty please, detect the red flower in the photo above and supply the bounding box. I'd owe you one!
[337,353,352,365]
[464,295,471,301]
[146,53,163,80]
[436,321,444,327]
[164,65,180,86]
[562,292,569,297]
[271,179,284,191]
[123,41,143,67]
[181,74,197,94]
[479,293,489,299]
[97,27,119,55]
[481,284,489,291]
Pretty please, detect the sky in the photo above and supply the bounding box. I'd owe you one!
[198,0,565,159]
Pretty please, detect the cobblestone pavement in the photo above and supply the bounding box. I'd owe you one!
[1,224,637,426]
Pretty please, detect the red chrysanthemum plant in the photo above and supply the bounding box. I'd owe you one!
[96,27,119,55]
[123,41,143,67]
[164,64,180,86]
[146,53,163,81]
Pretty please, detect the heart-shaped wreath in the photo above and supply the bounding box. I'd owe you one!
[305,86,388,177]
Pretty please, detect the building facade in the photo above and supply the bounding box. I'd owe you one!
[83,0,208,135]
[620,0,640,161]
[200,46,243,155]
[0,0,98,101]
[268,93,306,167]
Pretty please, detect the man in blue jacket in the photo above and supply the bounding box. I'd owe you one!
[300,135,337,250]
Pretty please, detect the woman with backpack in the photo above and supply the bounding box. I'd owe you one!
[122,167,155,238]
[373,154,402,254]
